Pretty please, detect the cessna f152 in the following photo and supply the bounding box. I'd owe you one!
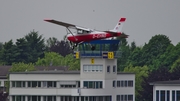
[44,17,128,50]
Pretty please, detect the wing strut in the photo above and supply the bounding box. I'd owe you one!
[66,27,78,41]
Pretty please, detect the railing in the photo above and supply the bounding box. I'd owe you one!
[74,51,122,58]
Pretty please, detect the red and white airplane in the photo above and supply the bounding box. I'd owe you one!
[44,17,128,50]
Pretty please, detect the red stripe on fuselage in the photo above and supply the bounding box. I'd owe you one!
[67,32,121,43]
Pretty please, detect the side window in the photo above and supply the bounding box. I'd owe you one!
[113,65,116,73]
[107,66,110,73]
[113,80,116,87]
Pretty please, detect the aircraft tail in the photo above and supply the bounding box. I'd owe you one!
[110,17,126,32]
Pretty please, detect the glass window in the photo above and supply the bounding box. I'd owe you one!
[113,65,116,72]
[107,66,110,73]
[100,65,103,72]
[28,81,31,87]
[172,90,175,101]
[117,81,120,87]
[83,81,88,88]
[113,80,116,87]
[92,66,95,72]
[156,90,159,101]
[128,95,133,101]
[117,95,120,101]
[12,81,15,87]
[125,81,127,87]
[121,81,124,87]
[128,80,133,87]
[167,90,170,101]
[96,66,99,72]
[88,66,92,72]
[160,90,165,101]
[89,81,93,88]
[177,91,180,101]
[83,65,88,72]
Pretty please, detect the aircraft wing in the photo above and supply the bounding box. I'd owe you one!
[44,19,76,28]
[44,19,92,32]
[105,31,129,38]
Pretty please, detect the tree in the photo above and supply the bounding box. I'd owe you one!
[35,52,64,66]
[140,34,171,70]
[124,64,149,100]
[1,40,18,65]
[116,34,130,71]
[170,57,180,72]
[24,30,45,63]
[46,38,73,57]
[9,62,36,72]
[35,52,80,70]
[126,46,143,67]
[15,38,31,63]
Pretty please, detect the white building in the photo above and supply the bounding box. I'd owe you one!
[9,45,135,101]
[150,80,180,101]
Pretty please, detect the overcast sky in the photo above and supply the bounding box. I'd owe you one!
[0,0,180,46]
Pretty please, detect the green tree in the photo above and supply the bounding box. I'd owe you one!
[1,40,18,65]
[141,34,171,70]
[35,52,64,66]
[126,46,143,67]
[170,57,180,72]
[35,52,80,70]
[15,38,31,63]
[9,62,36,72]
[117,36,130,71]
[124,64,149,100]
[24,30,45,63]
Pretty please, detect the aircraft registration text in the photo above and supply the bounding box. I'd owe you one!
[92,34,106,39]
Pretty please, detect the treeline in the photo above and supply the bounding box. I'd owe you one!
[0,30,180,101]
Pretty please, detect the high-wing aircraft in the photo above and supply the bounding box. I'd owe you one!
[44,17,128,50]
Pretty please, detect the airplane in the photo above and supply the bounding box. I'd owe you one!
[44,17,128,50]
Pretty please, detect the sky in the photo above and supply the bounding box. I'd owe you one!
[0,0,180,46]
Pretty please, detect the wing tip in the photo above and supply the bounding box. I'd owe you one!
[44,19,52,21]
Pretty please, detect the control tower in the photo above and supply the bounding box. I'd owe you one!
[74,40,121,80]
[73,39,134,101]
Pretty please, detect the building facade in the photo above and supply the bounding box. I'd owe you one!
[150,80,180,101]
[9,40,135,101]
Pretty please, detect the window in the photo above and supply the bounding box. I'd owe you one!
[12,96,25,101]
[107,65,110,73]
[117,95,120,101]
[167,90,170,101]
[172,90,175,101]
[128,80,133,87]
[83,65,103,72]
[47,81,56,87]
[124,81,127,87]
[160,90,165,101]
[28,96,41,101]
[113,65,116,73]
[117,81,120,87]
[119,95,133,101]
[128,95,133,101]
[156,90,159,101]
[12,81,25,87]
[177,91,180,101]
[83,81,103,89]
[113,80,116,87]
[121,81,124,87]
